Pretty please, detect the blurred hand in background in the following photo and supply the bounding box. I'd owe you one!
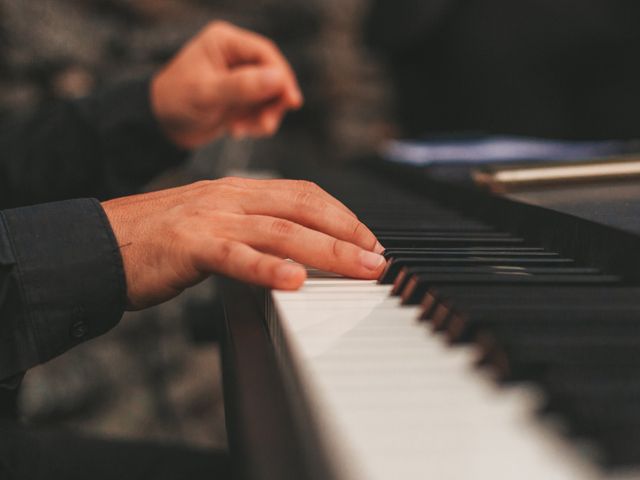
[151,21,304,149]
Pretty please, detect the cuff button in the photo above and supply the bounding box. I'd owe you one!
[70,320,89,339]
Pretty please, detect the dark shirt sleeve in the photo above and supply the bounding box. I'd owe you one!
[0,80,186,388]
[0,198,125,381]
[0,77,188,209]
[0,77,183,384]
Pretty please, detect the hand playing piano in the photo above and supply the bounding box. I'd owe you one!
[102,177,386,310]
[150,21,303,149]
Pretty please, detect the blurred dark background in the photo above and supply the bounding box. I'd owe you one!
[366,0,640,140]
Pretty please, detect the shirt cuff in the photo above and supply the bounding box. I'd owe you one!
[0,199,126,379]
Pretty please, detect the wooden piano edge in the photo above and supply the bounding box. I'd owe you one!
[219,277,336,480]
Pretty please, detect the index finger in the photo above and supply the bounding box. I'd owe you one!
[235,187,383,253]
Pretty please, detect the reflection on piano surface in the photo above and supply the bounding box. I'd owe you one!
[222,164,640,480]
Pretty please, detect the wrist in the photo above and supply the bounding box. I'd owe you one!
[150,69,184,149]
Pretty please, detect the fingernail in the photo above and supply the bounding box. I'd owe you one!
[374,241,385,254]
[359,250,385,271]
[275,263,304,282]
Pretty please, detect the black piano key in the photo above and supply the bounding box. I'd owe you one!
[542,366,640,404]
[400,273,621,305]
[446,306,640,342]
[391,265,599,295]
[381,256,576,284]
[420,287,640,334]
[542,371,640,422]
[427,303,455,329]
[375,231,512,238]
[576,406,640,439]
[549,401,640,454]
[399,266,598,276]
[585,429,640,467]
[378,235,526,248]
[384,247,552,255]
[482,337,640,381]
[420,285,640,316]
[422,287,640,327]
[420,284,640,316]
[477,326,640,364]
[541,381,640,449]
[382,247,551,259]
[368,221,493,231]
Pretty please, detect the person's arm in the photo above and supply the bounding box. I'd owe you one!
[0,22,357,382]
[0,78,188,209]
[0,178,385,381]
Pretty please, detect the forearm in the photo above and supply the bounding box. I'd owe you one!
[0,200,126,380]
[0,78,187,209]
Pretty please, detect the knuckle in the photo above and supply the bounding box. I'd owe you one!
[294,179,317,192]
[351,220,365,239]
[250,255,270,278]
[193,179,214,188]
[270,218,296,237]
[190,180,215,194]
[294,190,316,209]
[330,238,344,258]
[220,177,248,188]
[247,256,261,277]
[216,240,236,264]
[235,73,259,93]
[220,176,239,184]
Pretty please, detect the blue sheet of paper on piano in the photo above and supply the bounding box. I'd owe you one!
[382,136,640,166]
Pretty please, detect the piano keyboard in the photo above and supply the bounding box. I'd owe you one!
[261,170,640,479]
[271,277,600,479]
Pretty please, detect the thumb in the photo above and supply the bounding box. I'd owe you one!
[216,66,286,109]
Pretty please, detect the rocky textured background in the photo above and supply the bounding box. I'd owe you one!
[0,0,391,451]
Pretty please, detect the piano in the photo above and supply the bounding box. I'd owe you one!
[219,161,640,480]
